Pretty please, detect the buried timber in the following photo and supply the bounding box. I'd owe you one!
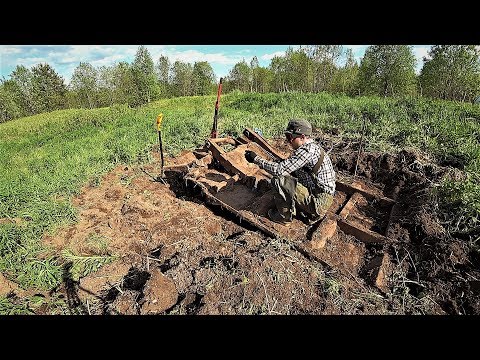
[29,130,480,314]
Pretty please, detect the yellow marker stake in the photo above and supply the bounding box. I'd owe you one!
[156,113,165,178]
[156,113,163,131]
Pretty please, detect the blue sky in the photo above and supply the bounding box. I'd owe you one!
[0,45,433,84]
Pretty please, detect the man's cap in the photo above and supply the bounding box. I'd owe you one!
[285,119,312,136]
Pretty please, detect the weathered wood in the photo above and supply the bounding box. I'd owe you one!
[362,254,392,293]
[243,128,287,161]
[335,180,395,206]
[307,216,337,250]
[336,219,388,243]
[338,192,364,220]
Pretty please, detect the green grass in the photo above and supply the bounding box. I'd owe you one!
[1,92,479,301]
[0,296,35,315]
[0,293,74,315]
[85,233,110,255]
[62,249,116,281]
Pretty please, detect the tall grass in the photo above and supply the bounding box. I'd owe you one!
[1,92,479,295]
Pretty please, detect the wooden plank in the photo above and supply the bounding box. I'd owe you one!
[362,254,392,293]
[335,180,395,206]
[307,216,337,250]
[338,192,364,220]
[336,219,388,243]
[243,128,287,161]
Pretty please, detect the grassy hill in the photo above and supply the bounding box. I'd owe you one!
[1,92,479,309]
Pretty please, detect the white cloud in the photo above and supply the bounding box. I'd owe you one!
[3,45,257,81]
[344,45,369,51]
[15,57,50,66]
[169,50,239,65]
[57,46,137,64]
[147,47,252,67]
[62,64,79,85]
[261,51,285,61]
[413,46,432,74]
[2,46,22,55]
[414,46,431,61]
[2,46,142,79]
[90,54,128,67]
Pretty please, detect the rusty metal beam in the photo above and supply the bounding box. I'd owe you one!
[163,164,190,173]
[186,176,278,238]
[186,176,341,268]
[384,202,400,238]
[187,173,345,267]
[206,140,248,178]
[243,128,287,161]
[239,128,395,207]
[203,132,395,246]
[235,136,250,145]
[241,128,395,206]
[210,137,237,146]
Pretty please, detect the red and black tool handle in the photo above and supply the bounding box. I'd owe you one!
[210,77,223,138]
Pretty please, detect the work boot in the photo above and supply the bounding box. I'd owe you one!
[268,208,292,226]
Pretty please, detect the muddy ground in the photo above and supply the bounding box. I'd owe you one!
[3,131,479,315]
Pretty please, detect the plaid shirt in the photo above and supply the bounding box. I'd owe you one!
[254,140,336,195]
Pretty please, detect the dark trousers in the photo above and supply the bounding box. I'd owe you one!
[271,175,333,221]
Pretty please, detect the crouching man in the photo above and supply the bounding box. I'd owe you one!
[245,119,336,226]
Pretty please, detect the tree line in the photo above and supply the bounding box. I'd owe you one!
[0,46,217,122]
[223,45,480,102]
[1,45,479,123]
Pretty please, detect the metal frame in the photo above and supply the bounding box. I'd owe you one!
[201,129,396,246]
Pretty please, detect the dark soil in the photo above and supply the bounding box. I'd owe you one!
[328,135,480,314]
[5,133,477,315]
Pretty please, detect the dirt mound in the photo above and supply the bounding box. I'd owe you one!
[330,141,480,314]
[4,135,470,315]
[140,270,178,314]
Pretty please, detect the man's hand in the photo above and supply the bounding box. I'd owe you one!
[244,150,258,163]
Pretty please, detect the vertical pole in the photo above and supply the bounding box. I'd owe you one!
[354,115,367,178]
[156,113,164,178]
[158,130,164,177]
[210,77,223,138]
